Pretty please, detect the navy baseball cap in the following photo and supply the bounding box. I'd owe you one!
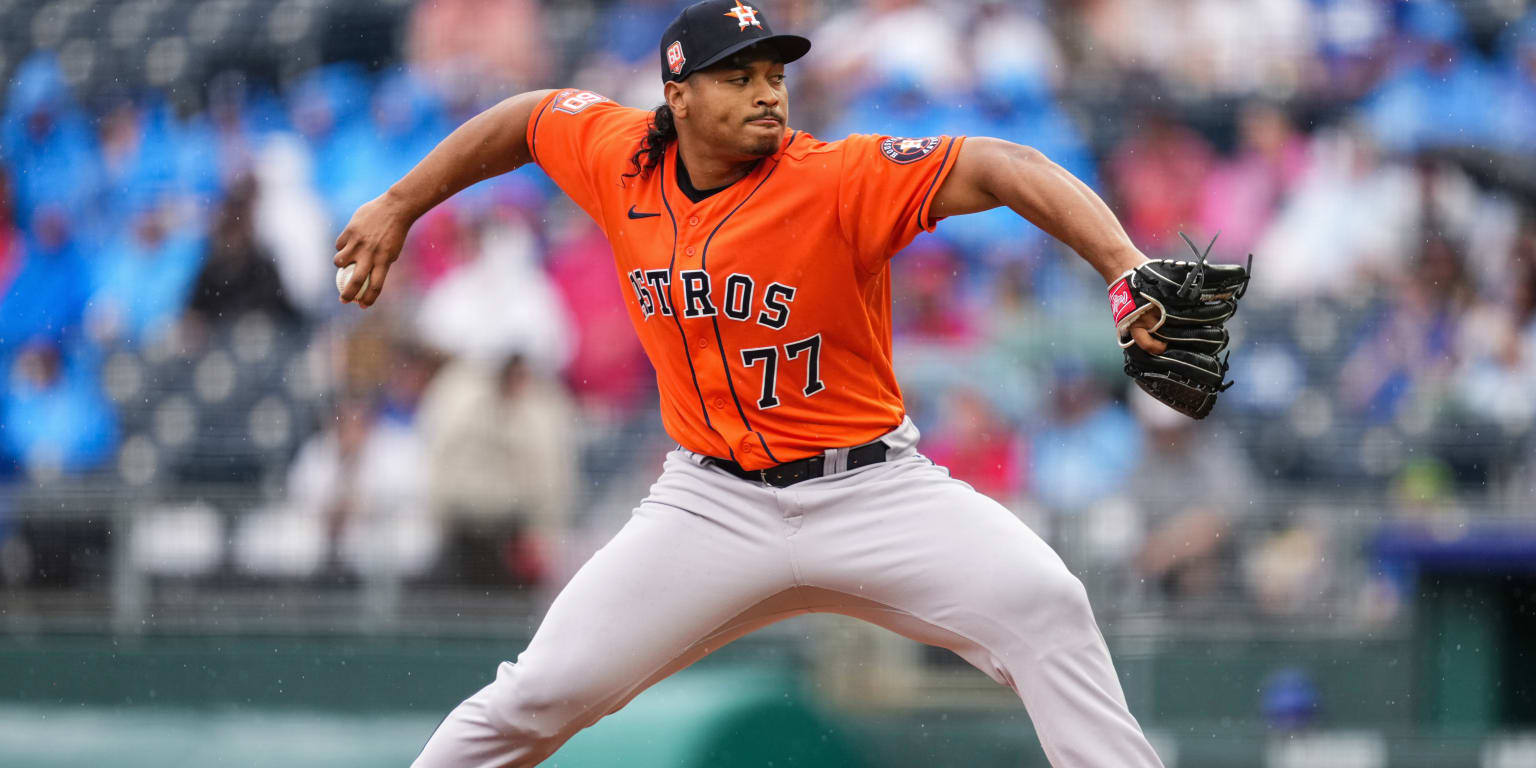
[659,0,811,83]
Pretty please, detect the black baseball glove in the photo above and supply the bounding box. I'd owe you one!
[1107,233,1251,420]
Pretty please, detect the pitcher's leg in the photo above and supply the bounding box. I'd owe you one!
[794,457,1164,768]
[414,454,797,768]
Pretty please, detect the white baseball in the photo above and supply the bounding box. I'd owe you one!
[336,263,370,299]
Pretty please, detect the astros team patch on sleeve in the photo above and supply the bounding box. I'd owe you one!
[879,136,942,164]
[552,89,609,115]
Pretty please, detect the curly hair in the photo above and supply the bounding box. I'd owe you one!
[624,104,677,180]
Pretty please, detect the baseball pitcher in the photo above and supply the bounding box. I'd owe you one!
[334,2,1248,766]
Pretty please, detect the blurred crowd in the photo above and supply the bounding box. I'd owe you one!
[1,0,1534,620]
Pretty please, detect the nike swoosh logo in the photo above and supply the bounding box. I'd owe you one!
[627,206,661,219]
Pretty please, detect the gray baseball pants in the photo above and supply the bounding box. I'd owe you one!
[412,419,1163,767]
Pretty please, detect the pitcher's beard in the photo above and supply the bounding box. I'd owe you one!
[744,134,779,156]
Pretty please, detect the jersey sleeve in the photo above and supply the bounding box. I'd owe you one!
[526,89,650,221]
[836,134,966,272]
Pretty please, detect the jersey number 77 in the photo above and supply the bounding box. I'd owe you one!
[740,333,824,409]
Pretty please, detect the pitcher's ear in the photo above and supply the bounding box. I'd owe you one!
[664,81,688,119]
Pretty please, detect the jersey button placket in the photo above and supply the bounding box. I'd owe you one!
[711,397,726,410]
[687,216,700,227]
[685,246,696,256]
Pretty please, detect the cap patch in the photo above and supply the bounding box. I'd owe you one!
[667,41,686,74]
[879,136,942,164]
[553,89,609,115]
[724,1,763,30]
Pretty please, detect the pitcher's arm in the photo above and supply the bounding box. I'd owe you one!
[931,136,1164,353]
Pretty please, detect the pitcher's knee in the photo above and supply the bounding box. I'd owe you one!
[482,662,595,749]
[1016,560,1096,633]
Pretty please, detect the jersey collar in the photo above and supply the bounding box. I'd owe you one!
[666,130,799,207]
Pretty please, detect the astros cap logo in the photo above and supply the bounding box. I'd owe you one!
[667,41,686,74]
[724,1,762,30]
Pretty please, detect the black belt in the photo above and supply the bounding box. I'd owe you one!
[705,441,890,488]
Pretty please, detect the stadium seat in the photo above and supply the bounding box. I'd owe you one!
[127,501,224,577]
[232,507,327,578]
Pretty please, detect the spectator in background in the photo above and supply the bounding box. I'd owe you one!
[0,340,117,480]
[571,0,692,111]
[596,0,683,64]
[1076,0,1312,99]
[376,341,442,427]
[238,394,436,580]
[1364,0,1498,154]
[890,236,976,344]
[286,64,372,220]
[1245,517,1331,616]
[185,177,298,326]
[1028,364,1140,514]
[0,170,19,299]
[939,67,1095,267]
[0,206,90,360]
[1492,10,1536,155]
[96,96,183,221]
[0,55,101,236]
[1197,102,1309,258]
[174,71,267,202]
[416,200,572,372]
[1174,0,1312,97]
[825,72,965,149]
[1339,233,1471,424]
[921,387,1025,508]
[1251,122,1418,300]
[545,219,652,418]
[417,354,577,587]
[1073,0,1185,86]
[813,0,966,95]
[1125,388,1254,604]
[1106,106,1214,253]
[253,134,339,317]
[969,1,1065,95]
[1308,0,1395,101]
[394,199,484,292]
[325,72,450,229]
[1454,221,1536,430]
[407,0,550,101]
[86,195,204,346]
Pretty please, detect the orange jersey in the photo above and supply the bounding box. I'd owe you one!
[528,88,965,469]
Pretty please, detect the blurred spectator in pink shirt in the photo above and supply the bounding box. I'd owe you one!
[1107,108,1214,253]
[0,170,18,298]
[1198,102,1310,257]
[546,220,652,418]
[922,387,1025,506]
[892,237,976,344]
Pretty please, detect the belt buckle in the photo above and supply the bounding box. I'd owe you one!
[759,468,771,485]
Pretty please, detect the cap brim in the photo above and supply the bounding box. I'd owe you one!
[692,34,811,74]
